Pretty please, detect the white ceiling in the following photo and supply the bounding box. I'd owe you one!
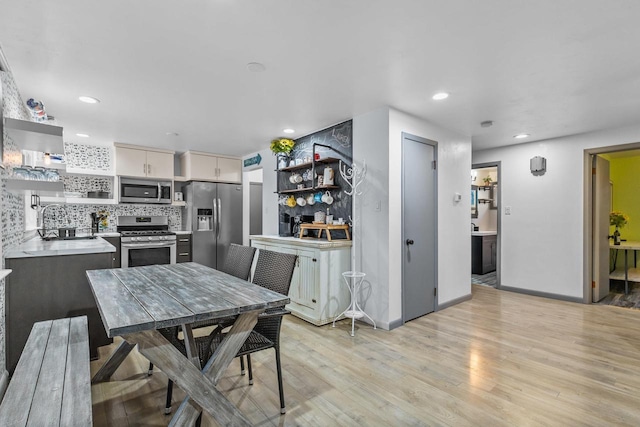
[2,1,640,156]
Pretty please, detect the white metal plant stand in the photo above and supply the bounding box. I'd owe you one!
[333,271,377,336]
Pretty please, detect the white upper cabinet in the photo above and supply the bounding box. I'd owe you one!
[180,151,241,183]
[115,143,174,179]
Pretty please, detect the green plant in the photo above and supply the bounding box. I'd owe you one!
[482,176,492,185]
[610,211,629,228]
[270,138,295,154]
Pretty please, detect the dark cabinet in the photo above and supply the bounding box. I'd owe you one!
[102,236,121,267]
[177,234,192,263]
[5,252,114,374]
[472,234,497,275]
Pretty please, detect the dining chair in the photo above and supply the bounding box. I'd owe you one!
[153,244,257,415]
[211,248,298,414]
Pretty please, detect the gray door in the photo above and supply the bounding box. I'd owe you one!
[250,182,263,236]
[191,181,217,269]
[216,183,243,268]
[402,133,437,322]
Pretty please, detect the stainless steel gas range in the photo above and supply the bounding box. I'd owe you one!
[117,216,176,268]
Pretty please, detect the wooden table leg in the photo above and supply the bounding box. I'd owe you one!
[170,311,259,426]
[91,339,136,384]
[345,228,351,240]
[326,229,332,241]
[130,323,255,427]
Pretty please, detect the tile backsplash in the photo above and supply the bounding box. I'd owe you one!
[64,141,112,172]
[43,203,182,233]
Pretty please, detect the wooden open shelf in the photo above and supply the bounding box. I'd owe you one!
[275,157,342,172]
[276,185,340,194]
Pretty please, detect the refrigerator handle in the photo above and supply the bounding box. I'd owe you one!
[217,198,222,239]
[213,198,218,237]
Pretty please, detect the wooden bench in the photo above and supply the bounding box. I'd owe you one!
[0,316,92,426]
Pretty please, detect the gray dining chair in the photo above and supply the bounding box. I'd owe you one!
[152,244,257,416]
[210,248,298,414]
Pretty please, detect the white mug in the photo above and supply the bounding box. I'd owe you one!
[297,197,306,206]
[322,191,333,204]
[306,194,316,205]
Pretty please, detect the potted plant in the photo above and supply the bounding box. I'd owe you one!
[610,211,629,245]
[482,176,492,186]
[270,138,295,169]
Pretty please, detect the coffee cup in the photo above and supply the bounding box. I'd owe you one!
[314,192,323,203]
[307,194,316,205]
[326,215,333,224]
[322,191,333,204]
[289,160,296,167]
[290,173,302,183]
[297,197,306,206]
[286,195,296,207]
[296,158,303,165]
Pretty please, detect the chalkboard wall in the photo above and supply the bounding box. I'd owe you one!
[277,120,353,237]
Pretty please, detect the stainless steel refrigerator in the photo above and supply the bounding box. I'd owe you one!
[183,182,243,269]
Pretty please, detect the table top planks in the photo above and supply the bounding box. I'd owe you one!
[86,262,290,337]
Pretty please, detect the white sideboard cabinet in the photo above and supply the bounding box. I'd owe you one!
[250,236,351,326]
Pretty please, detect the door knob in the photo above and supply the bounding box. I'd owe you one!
[406,239,414,245]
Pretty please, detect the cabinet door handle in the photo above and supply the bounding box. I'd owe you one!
[312,258,317,262]
[179,238,190,242]
[143,163,147,175]
[312,299,316,303]
[179,252,190,256]
[148,164,152,175]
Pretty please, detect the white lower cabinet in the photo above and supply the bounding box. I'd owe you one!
[250,236,351,326]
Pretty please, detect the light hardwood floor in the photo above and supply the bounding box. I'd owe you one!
[90,285,640,426]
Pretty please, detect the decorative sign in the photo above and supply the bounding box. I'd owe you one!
[244,153,262,168]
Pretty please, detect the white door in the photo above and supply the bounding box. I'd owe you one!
[593,155,611,302]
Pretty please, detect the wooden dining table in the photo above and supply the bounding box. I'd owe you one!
[86,262,289,426]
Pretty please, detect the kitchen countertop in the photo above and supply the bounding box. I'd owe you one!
[174,230,192,235]
[5,236,116,259]
[472,231,497,236]
[250,235,352,249]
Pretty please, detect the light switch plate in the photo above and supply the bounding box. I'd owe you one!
[504,206,512,215]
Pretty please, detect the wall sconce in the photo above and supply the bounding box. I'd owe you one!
[530,156,546,175]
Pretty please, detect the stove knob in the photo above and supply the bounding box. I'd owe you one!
[136,237,142,241]
[148,236,153,241]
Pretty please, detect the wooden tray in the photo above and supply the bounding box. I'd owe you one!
[299,223,351,241]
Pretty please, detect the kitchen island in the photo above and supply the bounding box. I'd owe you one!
[5,236,116,373]
[250,235,351,326]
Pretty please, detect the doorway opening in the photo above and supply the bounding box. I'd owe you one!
[471,162,501,289]
[586,145,640,308]
[243,168,264,245]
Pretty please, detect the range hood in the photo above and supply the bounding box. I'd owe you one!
[4,117,64,154]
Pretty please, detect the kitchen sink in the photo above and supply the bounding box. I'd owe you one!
[40,235,98,241]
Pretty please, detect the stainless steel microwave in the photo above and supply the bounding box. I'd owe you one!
[119,177,172,204]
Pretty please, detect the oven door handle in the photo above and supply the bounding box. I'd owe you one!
[157,183,161,202]
[121,241,176,249]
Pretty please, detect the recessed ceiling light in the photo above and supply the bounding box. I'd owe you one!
[432,92,449,100]
[76,133,90,138]
[283,128,295,134]
[246,62,266,72]
[480,120,493,128]
[78,96,100,104]
[514,133,530,139]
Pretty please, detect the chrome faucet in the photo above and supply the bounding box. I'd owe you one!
[39,204,70,239]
